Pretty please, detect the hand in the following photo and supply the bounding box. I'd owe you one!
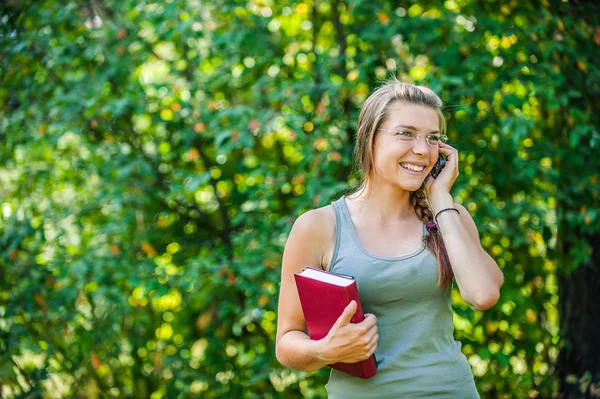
[317,301,379,364]
[425,142,459,199]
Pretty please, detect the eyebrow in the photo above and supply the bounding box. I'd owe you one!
[390,124,441,134]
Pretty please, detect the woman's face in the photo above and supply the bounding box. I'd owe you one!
[371,101,441,192]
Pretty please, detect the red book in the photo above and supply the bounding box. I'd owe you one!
[294,266,377,379]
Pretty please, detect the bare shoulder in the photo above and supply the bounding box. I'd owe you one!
[293,204,335,236]
[288,204,335,270]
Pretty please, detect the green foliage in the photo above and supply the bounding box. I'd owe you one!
[1,0,598,398]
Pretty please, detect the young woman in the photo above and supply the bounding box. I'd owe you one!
[275,79,503,398]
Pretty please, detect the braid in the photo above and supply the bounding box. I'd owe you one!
[411,187,434,222]
[411,186,454,288]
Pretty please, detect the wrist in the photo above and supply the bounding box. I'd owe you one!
[428,191,454,214]
[313,337,331,364]
[434,207,461,226]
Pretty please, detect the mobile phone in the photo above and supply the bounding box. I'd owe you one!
[430,154,446,179]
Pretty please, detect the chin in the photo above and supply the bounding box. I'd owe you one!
[397,182,423,192]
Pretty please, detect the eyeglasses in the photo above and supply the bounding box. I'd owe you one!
[377,128,448,147]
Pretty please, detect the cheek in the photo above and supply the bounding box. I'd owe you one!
[373,146,399,168]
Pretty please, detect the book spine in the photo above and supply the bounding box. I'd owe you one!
[346,281,364,324]
[345,281,376,379]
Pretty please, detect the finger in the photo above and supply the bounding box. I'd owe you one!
[363,339,378,360]
[438,145,456,157]
[361,313,378,328]
[362,313,377,324]
[440,142,456,150]
[336,300,357,326]
[437,147,453,158]
[367,332,379,347]
[365,325,378,341]
[439,142,458,154]
[447,146,460,163]
[368,342,378,356]
[437,146,459,168]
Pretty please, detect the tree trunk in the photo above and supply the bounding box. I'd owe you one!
[557,229,600,398]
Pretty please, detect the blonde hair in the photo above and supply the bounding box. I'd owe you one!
[350,78,453,288]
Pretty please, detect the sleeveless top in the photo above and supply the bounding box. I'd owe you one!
[325,196,480,399]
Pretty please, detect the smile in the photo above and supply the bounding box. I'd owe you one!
[400,163,426,172]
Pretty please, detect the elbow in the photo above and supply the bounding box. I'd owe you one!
[469,290,500,311]
[275,344,289,369]
[275,343,298,371]
[275,349,306,372]
[276,340,320,373]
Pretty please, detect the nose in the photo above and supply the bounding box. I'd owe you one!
[412,134,430,155]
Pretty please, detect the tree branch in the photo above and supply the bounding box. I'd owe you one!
[311,0,323,104]
[11,358,33,391]
[331,0,355,179]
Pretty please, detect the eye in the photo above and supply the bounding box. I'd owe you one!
[396,130,414,137]
[427,135,441,143]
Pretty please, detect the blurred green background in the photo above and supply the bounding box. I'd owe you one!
[1,0,598,398]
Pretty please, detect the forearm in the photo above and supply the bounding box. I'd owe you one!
[439,212,502,302]
[276,330,329,372]
[431,194,503,308]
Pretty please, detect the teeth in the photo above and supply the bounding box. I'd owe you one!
[401,163,425,172]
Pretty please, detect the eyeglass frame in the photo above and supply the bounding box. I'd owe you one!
[377,125,448,147]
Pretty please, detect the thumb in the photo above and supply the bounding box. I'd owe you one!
[424,174,435,192]
[337,300,357,326]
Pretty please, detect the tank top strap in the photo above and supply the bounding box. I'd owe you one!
[329,196,356,268]
[331,195,353,228]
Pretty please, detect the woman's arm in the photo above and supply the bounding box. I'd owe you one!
[275,208,332,372]
[276,331,330,372]
[430,192,504,310]
[275,207,379,371]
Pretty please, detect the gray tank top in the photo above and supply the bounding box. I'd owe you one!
[325,196,480,398]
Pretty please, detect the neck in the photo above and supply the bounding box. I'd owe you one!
[347,180,417,224]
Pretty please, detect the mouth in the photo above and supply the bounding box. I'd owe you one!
[399,162,427,174]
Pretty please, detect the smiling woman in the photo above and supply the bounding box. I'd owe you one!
[276,78,503,398]
[367,101,445,195]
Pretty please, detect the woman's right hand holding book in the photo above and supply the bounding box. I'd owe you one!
[317,301,379,364]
